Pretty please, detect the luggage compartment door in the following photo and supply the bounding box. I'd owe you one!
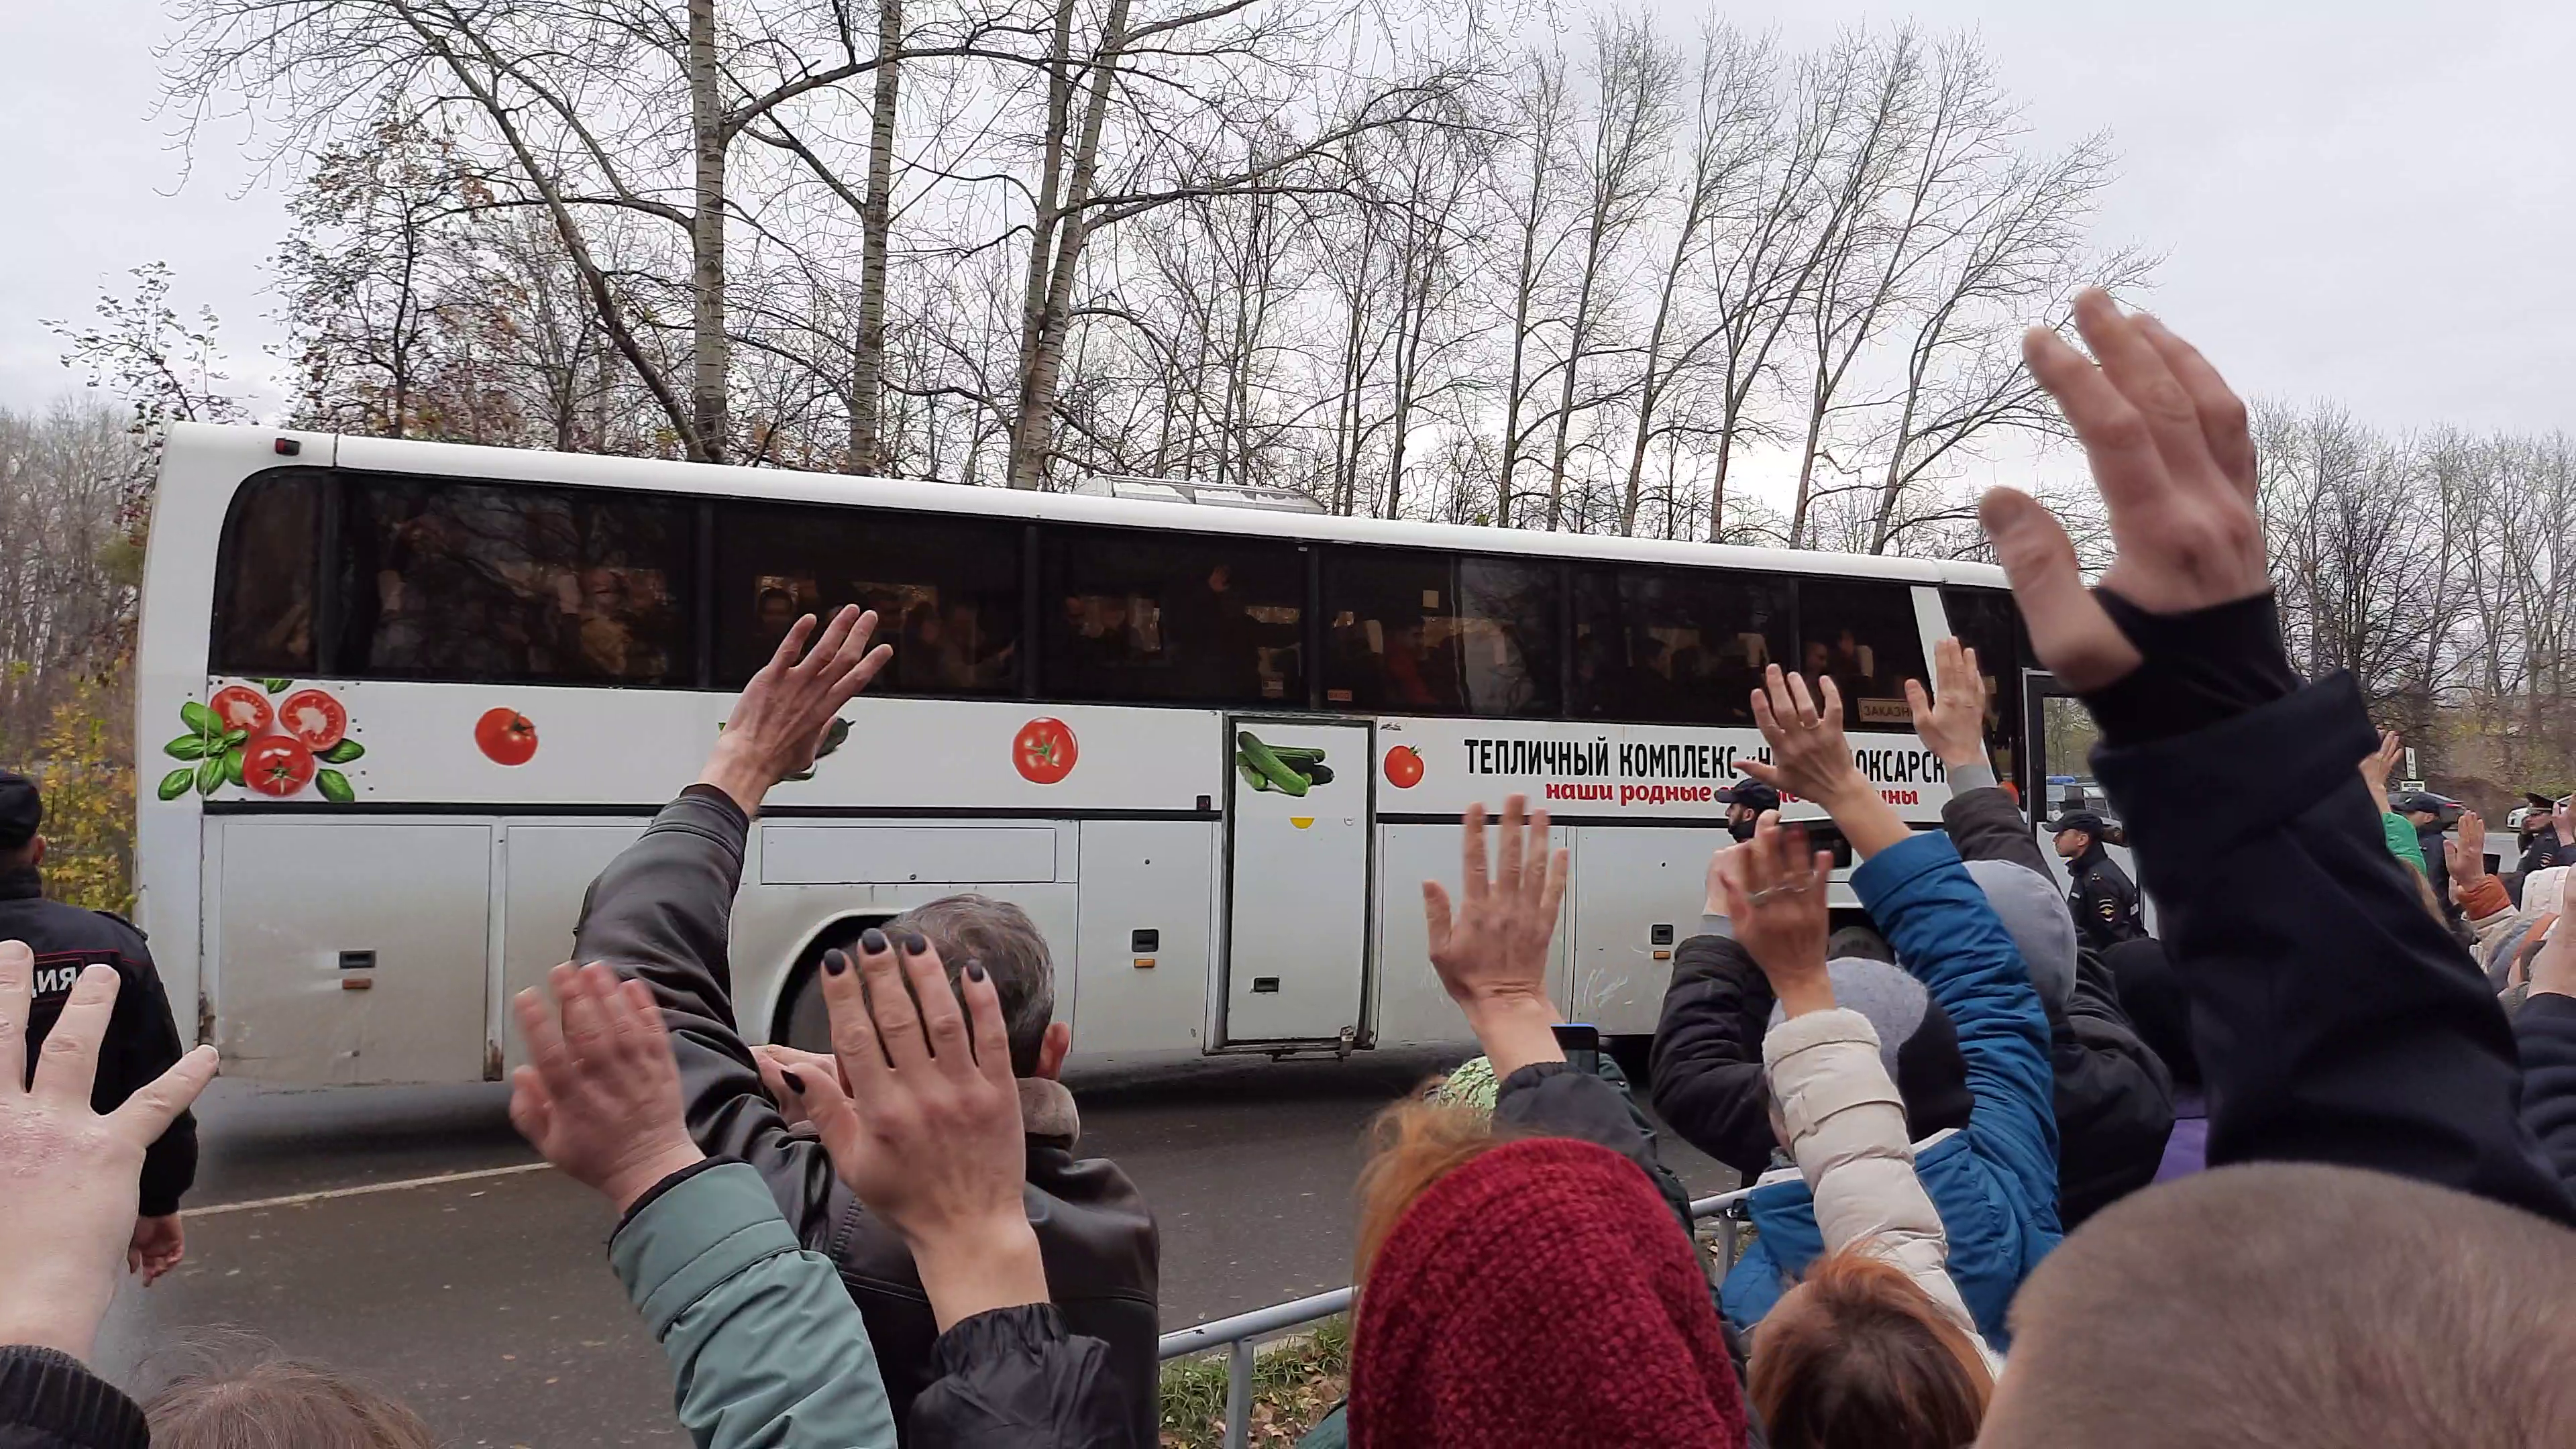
[211,819,492,1084]
[1221,720,1371,1044]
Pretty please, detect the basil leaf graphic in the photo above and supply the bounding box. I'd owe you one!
[315,769,355,804]
[158,769,195,802]
[165,735,208,761]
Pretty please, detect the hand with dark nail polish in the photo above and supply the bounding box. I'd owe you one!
[860,927,889,954]
[824,948,849,976]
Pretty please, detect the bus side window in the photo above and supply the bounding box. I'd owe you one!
[213,469,324,676]
[1939,587,2029,777]
[714,502,1021,694]
[335,478,695,686]
[1322,550,1558,717]
[1570,565,1790,725]
[1039,528,1304,706]
[1794,578,1929,731]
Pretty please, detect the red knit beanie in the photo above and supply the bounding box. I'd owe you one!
[1346,1136,1750,1448]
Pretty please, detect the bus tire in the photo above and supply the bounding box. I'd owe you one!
[773,916,893,1051]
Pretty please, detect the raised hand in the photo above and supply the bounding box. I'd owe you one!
[129,1214,184,1286]
[2530,918,2576,1002]
[1980,290,2269,692]
[784,934,1045,1331]
[1423,796,1570,1077]
[1740,665,1863,808]
[510,963,704,1215]
[1741,666,1909,859]
[0,941,219,1360]
[2358,730,2404,814]
[1906,637,1990,772]
[2446,810,2489,896]
[700,604,894,812]
[1711,814,1837,1018]
[752,1042,844,1129]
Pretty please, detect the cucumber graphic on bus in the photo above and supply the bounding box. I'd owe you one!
[1234,731,1330,796]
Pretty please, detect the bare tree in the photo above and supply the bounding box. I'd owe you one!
[1784,29,2025,548]
[1541,15,1679,530]
[1858,140,2144,553]
[1613,23,1771,535]
[1492,48,1572,529]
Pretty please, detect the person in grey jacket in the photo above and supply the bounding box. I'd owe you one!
[572,606,1159,1445]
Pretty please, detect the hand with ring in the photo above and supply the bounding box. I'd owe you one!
[1710,812,1836,1018]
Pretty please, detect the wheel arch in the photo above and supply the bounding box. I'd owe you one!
[762,908,900,1048]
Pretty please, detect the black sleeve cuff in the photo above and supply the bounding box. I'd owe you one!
[614,1155,735,1235]
[0,1346,148,1449]
[677,783,751,830]
[2080,589,2302,747]
[930,1301,1073,1373]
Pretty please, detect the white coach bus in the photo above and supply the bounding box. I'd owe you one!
[133,423,2047,1085]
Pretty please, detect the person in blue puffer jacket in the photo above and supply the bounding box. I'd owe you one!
[1711,665,2059,1350]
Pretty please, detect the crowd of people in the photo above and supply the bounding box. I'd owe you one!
[9,291,2576,1446]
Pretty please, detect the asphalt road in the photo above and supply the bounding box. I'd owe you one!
[90,1052,1735,1446]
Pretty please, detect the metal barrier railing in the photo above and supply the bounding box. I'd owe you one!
[1157,1185,1755,1448]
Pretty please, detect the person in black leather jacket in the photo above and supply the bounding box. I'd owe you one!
[570,606,1159,1446]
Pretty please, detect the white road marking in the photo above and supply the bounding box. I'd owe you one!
[193,1161,553,1216]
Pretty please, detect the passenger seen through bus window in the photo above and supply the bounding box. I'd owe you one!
[1040,529,1303,705]
[1320,552,1557,716]
[1797,578,1929,730]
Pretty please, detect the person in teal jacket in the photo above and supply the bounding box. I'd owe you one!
[1723,665,2061,1349]
[614,1158,898,1448]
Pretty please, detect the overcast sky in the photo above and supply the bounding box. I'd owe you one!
[4,0,2572,446]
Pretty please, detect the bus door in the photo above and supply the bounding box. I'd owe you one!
[2023,669,2087,889]
[2023,670,2149,928]
[1220,717,1373,1044]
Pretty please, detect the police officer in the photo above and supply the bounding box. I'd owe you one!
[1717,777,1780,842]
[0,769,197,1283]
[2049,808,2147,953]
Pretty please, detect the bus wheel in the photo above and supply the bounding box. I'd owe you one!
[775,920,888,1051]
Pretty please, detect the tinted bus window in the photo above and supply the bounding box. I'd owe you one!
[335,477,694,685]
[1322,550,1558,716]
[1794,578,1928,731]
[1941,586,2029,777]
[212,469,323,676]
[1040,528,1305,705]
[1571,566,1790,725]
[717,503,1021,694]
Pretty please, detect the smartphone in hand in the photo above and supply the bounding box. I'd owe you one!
[1552,1022,1601,1077]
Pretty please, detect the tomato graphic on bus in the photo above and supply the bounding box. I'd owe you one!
[161,680,363,802]
[244,736,317,798]
[278,689,349,750]
[1013,718,1079,785]
[1383,745,1424,790]
[476,708,540,766]
[209,684,273,737]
